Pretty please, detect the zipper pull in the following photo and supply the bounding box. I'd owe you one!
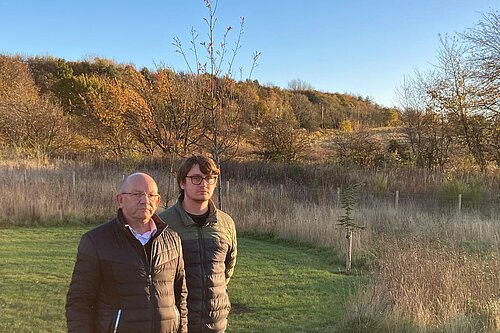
[113,309,122,333]
[147,274,152,286]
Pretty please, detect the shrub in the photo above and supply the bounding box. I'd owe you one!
[339,119,353,132]
[257,113,308,162]
[372,175,389,193]
[440,176,487,206]
[332,131,385,167]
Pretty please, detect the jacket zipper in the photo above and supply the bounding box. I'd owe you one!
[112,309,122,333]
[197,225,207,333]
[124,222,166,333]
[143,243,155,333]
[146,225,169,333]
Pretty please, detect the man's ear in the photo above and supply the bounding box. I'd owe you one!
[116,194,124,208]
[180,179,186,190]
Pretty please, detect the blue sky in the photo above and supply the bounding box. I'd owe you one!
[0,0,497,107]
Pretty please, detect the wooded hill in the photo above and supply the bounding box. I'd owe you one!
[0,54,398,162]
[1,6,499,173]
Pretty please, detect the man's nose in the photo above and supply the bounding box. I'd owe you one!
[138,193,152,203]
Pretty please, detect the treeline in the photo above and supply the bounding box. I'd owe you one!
[0,11,498,172]
[397,10,499,172]
[0,54,396,161]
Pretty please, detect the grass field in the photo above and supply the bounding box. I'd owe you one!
[0,227,358,333]
[0,161,498,332]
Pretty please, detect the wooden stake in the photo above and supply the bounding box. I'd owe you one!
[458,194,462,215]
[346,229,352,274]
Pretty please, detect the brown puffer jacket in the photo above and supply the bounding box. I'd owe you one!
[66,210,188,333]
[159,199,237,333]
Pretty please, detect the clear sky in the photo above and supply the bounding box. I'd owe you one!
[0,0,497,107]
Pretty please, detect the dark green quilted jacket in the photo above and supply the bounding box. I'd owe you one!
[159,199,237,333]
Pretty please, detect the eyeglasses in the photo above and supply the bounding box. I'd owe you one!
[120,192,160,200]
[185,175,218,185]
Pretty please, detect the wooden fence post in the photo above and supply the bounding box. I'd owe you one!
[337,187,341,207]
[346,229,352,274]
[458,194,462,215]
[72,171,76,190]
[395,190,399,209]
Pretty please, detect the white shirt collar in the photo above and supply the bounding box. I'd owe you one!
[127,219,158,246]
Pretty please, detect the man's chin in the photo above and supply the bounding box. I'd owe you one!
[194,196,211,202]
[135,211,153,219]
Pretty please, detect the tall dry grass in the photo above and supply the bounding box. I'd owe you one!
[223,181,499,252]
[221,179,499,332]
[340,238,500,332]
[0,159,177,225]
[0,158,498,332]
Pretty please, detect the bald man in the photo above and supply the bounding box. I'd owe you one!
[66,173,187,333]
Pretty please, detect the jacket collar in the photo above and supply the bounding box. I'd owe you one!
[174,197,218,227]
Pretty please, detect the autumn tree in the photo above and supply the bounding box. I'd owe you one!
[69,74,137,157]
[26,56,65,95]
[257,110,307,162]
[0,55,68,157]
[236,80,263,129]
[123,67,205,157]
[289,92,320,130]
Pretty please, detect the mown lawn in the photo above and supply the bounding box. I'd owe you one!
[0,227,359,333]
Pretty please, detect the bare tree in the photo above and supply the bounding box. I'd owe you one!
[174,0,260,207]
[461,10,500,116]
[461,10,500,167]
[396,72,452,170]
[396,10,500,170]
[429,35,489,171]
[287,78,313,91]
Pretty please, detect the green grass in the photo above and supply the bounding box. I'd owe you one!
[0,227,81,333]
[228,237,359,332]
[0,227,359,333]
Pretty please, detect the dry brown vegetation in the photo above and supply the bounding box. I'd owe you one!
[342,238,500,332]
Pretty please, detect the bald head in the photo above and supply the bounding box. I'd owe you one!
[120,172,158,194]
[117,172,161,229]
